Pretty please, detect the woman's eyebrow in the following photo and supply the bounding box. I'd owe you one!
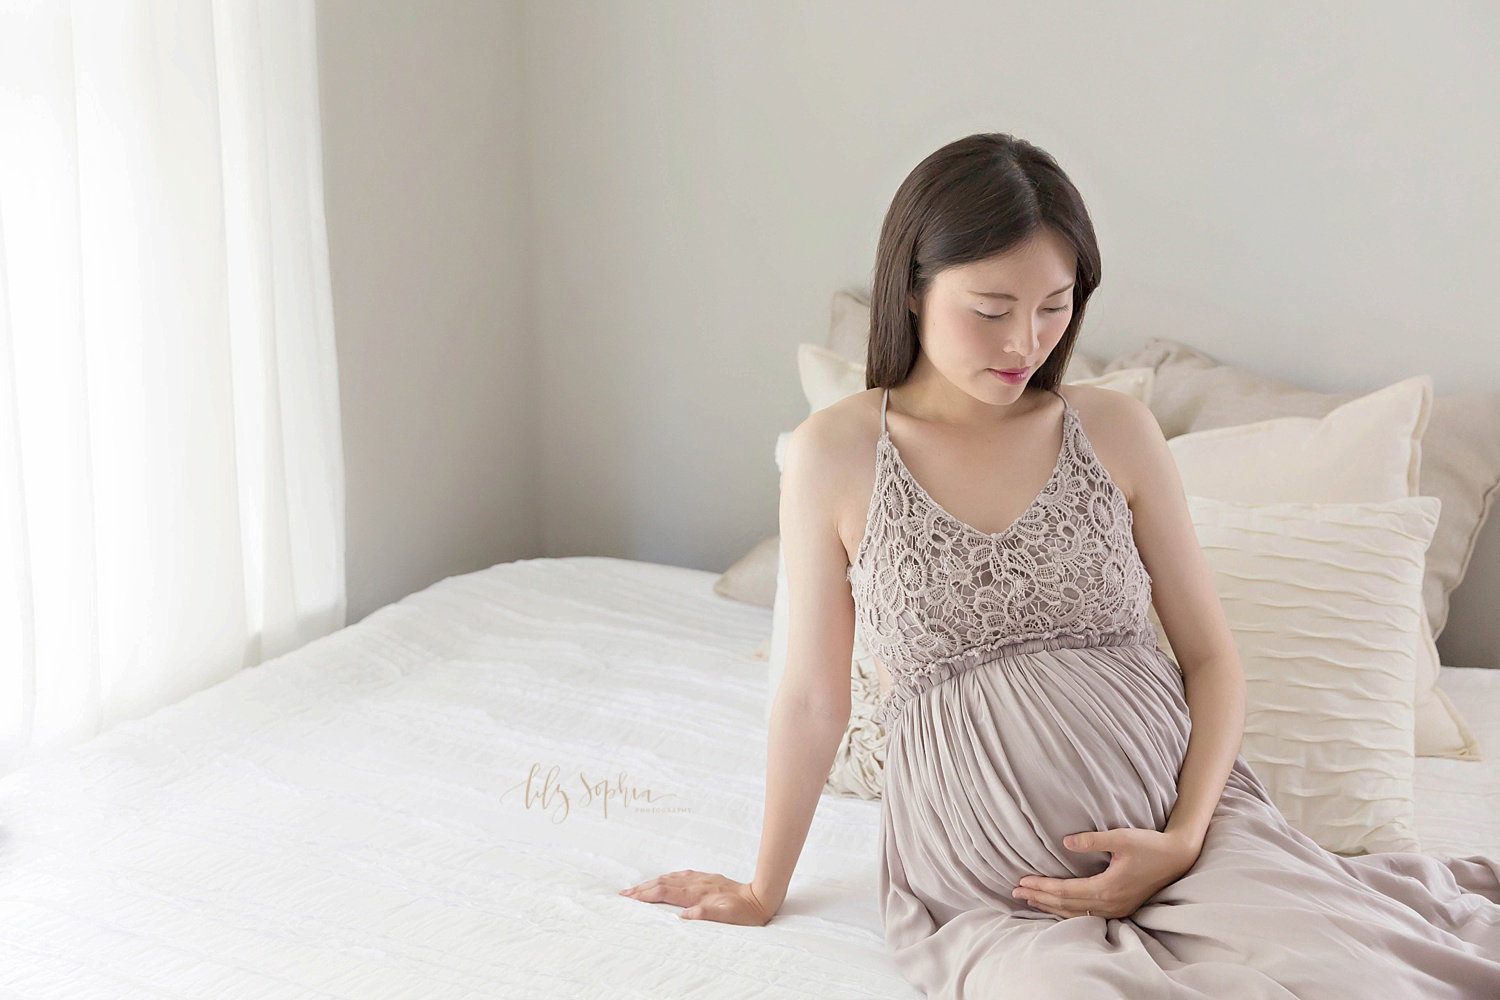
[968,282,1075,300]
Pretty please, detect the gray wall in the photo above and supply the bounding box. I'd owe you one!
[318,0,539,624]
[317,1,1499,662]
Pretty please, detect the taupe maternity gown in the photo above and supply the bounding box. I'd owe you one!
[845,385,1500,998]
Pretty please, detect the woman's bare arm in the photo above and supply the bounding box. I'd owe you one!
[620,410,860,923]
[1107,391,1245,850]
[752,414,863,911]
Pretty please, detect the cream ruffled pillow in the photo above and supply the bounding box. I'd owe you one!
[768,352,1156,799]
[1153,375,1481,762]
[1177,494,1441,857]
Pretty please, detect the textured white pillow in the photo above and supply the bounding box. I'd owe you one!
[1171,494,1440,857]
[1158,373,1479,762]
[768,362,1157,798]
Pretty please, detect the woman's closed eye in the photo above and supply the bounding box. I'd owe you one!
[978,306,1069,320]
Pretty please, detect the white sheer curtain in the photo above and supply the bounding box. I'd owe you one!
[0,0,346,777]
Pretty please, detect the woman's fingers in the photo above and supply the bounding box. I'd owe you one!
[1016,888,1098,918]
[1028,890,1088,915]
[1020,893,1068,917]
[621,871,678,895]
[621,874,772,926]
[635,882,696,904]
[620,870,718,906]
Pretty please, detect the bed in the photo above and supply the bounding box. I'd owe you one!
[1,555,1496,997]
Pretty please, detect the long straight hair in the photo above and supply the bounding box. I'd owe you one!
[866,133,1102,391]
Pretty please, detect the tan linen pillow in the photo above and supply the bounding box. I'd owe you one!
[1165,495,1440,857]
[712,536,779,609]
[768,362,1157,797]
[1103,337,1500,647]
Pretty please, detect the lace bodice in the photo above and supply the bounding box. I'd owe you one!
[846,386,1159,728]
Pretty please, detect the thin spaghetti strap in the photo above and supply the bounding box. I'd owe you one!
[881,388,890,435]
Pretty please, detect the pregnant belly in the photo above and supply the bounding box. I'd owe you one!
[880,642,1190,917]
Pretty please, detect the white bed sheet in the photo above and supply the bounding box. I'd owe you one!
[0,556,1495,998]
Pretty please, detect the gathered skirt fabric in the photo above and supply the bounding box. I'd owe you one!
[878,636,1500,999]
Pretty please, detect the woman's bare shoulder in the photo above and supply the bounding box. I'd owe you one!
[1055,379,1110,413]
[1056,381,1157,506]
[785,387,884,463]
[781,388,886,561]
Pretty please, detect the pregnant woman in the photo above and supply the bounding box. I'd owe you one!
[622,131,1500,998]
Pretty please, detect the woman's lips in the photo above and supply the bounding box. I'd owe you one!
[989,367,1031,383]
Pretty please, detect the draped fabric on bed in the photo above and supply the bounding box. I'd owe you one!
[0,0,345,777]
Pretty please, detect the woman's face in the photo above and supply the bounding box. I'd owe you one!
[907,228,1078,399]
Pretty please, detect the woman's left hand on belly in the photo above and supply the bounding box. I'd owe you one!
[1011,827,1202,920]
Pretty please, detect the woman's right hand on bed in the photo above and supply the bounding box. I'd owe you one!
[619,870,775,926]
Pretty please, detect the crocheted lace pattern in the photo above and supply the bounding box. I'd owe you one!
[846,387,1159,728]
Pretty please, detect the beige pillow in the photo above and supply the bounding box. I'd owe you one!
[1103,337,1500,648]
[1169,494,1440,857]
[768,362,1158,797]
[712,536,779,609]
[1151,370,1480,761]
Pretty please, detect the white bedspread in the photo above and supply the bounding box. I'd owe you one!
[0,556,1495,998]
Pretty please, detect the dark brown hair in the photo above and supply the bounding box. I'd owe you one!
[866,133,1101,390]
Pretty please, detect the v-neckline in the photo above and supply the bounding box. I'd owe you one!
[881,389,1073,542]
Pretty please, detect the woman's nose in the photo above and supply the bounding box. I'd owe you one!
[1006,323,1040,356]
